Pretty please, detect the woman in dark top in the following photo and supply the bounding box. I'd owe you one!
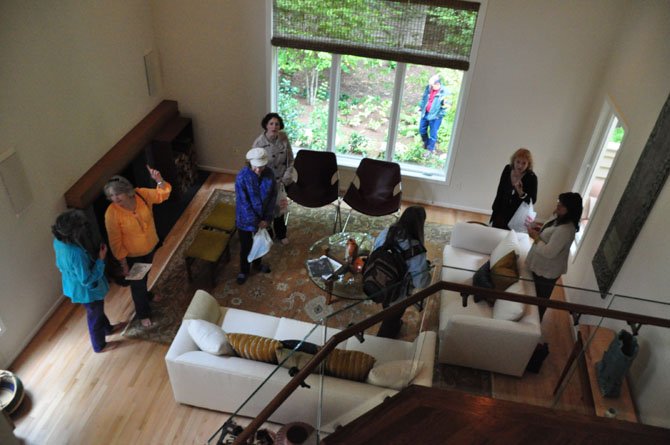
[490,148,538,229]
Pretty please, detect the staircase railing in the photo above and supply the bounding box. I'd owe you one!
[229,279,670,444]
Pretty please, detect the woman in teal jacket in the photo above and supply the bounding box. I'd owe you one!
[52,209,122,352]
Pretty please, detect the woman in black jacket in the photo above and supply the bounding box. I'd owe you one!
[490,148,538,229]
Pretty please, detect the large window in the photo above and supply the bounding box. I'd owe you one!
[273,0,481,180]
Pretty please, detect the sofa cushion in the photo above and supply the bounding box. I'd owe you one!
[490,250,519,291]
[274,317,342,346]
[227,333,282,364]
[366,360,424,390]
[221,308,280,338]
[490,230,519,266]
[187,319,233,355]
[450,222,509,254]
[492,300,525,321]
[325,349,376,382]
[184,290,224,325]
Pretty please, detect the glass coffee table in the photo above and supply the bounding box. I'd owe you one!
[306,232,376,304]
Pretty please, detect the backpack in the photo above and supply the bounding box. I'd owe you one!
[362,240,426,306]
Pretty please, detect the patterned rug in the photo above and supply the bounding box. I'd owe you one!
[122,189,451,345]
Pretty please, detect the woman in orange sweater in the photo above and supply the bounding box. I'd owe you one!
[104,166,171,327]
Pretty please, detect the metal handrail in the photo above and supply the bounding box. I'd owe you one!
[230,280,670,444]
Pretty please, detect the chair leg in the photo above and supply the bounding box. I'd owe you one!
[284,211,290,227]
[332,200,342,233]
[341,208,353,233]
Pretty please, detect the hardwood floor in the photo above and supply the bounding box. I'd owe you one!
[9,172,587,444]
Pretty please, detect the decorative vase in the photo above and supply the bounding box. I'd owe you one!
[345,238,358,264]
[596,330,639,398]
[275,422,315,445]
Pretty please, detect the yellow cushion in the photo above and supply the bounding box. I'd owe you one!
[185,230,230,262]
[203,203,236,231]
[490,250,519,291]
[324,349,376,382]
[227,333,282,364]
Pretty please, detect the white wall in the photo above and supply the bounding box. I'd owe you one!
[150,0,270,172]
[0,0,161,366]
[563,1,670,428]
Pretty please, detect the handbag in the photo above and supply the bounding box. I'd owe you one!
[508,201,536,232]
[247,228,272,263]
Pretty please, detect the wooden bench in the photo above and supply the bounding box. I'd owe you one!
[184,202,236,287]
[184,229,232,287]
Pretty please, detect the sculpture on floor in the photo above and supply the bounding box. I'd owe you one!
[596,329,639,397]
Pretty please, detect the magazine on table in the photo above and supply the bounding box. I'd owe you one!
[125,262,152,281]
[307,255,343,280]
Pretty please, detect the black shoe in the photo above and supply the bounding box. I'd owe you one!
[254,263,271,273]
[236,273,248,285]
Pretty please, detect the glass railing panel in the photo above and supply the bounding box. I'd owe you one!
[315,262,437,441]
[205,314,331,445]
[554,292,670,430]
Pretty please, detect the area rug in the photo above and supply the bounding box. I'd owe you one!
[122,189,452,345]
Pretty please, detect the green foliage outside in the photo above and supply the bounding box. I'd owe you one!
[277,48,463,169]
[611,126,625,144]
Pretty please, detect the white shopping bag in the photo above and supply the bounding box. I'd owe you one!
[276,182,289,216]
[508,202,536,233]
[247,228,272,263]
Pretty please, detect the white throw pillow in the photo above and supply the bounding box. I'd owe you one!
[490,230,519,266]
[492,298,525,321]
[366,360,423,390]
[187,319,233,355]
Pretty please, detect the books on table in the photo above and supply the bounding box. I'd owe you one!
[306,256,343,280]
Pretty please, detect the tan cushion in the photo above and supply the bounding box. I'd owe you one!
[324,349,375,382]
[227,333,282,364]
[184,290,222,324]
[366,360,424,390]
[490,250,519,291]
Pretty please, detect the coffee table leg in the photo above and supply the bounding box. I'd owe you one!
[326,280,335,305]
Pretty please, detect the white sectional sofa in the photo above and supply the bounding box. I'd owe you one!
[165,290,436,431]
[439,222,542,377]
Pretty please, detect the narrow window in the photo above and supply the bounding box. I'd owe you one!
[574,99,626,248]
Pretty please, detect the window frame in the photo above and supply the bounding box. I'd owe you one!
[571,96,627,256]
[269,0,487,185]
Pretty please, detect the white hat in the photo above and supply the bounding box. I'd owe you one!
[246,147,268,167]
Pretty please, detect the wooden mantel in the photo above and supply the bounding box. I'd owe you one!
[64,100,179,209]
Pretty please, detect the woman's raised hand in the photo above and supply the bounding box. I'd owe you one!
[146,165,163,183]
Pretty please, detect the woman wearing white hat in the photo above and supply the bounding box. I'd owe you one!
[234,147,277,284]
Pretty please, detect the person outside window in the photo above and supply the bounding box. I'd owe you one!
[418,74,449,155]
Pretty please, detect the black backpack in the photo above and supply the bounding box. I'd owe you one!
[363,240,426,306]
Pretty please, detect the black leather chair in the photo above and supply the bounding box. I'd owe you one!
[286,149,342,232]
[342,157,402,231]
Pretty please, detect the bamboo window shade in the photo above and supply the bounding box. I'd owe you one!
[272,0,480,70]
